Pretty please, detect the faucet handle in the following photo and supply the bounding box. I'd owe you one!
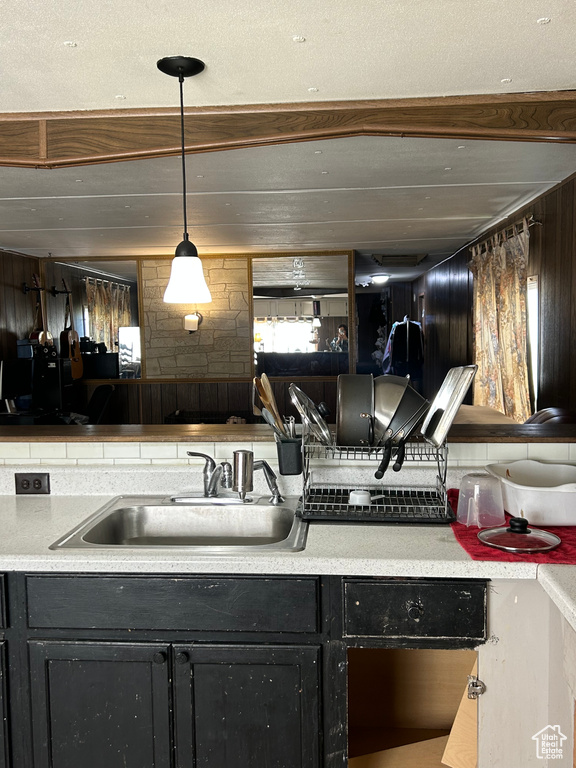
[187,451,216,472]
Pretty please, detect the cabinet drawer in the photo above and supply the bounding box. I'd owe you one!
[343,579,486,641]
[26,575,320,634]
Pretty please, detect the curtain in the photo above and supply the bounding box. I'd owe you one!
[468,220,532,423]
[84,279,133,351]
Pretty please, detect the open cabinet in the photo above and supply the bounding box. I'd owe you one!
[347,648,477,768]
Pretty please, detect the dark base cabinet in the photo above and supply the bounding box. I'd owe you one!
[28,641,319,768]
[0,643,8,768]
[0,573,487,768]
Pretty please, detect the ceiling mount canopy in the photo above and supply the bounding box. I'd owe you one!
[158,55,212,304]
[157,55,205,79]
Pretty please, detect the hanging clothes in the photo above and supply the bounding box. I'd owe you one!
[382,316,424,379]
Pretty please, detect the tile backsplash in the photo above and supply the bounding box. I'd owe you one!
[0,439,573,495]
[0,440,572,466]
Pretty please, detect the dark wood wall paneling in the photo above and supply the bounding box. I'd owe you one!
[86,379,338,426]
[0,252,40,360]
[411,250,474,400]
[42,262,86,353]
[529,181,576,410]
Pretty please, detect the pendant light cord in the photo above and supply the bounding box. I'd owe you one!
[178,73,188,239]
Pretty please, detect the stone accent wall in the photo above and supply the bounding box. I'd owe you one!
[141,257,252,379]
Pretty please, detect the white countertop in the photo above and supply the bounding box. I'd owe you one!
[0,494,540,579]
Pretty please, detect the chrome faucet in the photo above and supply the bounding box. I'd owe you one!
[233,449,284,505]
[187,451,233,497]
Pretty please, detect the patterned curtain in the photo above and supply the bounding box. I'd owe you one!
[84,279,133,351]
[468,220,532,423]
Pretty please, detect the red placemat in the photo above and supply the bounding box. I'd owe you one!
[448,489,576,563]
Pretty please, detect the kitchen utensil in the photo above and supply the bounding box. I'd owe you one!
[284,415,296,438]
[251,380,262,417]
[260,373,285,434]
[262,408,288,439]
[478,517,561,553]
[374,385,429,478]
[421,365,477,447]
[486,460,576,526]
[348,490,372,505]
[456,473,505,528]
[254,376,286,436]
[336,374,374,446]
[389,399,431,472]
[373,374,411,444]
[289,384,333,446]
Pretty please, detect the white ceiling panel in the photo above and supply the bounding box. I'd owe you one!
[2,0,576,113]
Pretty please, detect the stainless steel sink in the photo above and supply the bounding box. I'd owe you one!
[50,495,307,552]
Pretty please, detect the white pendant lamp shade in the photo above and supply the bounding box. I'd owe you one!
[163,254,212,304]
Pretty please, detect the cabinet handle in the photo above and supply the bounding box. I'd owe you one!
[407,603,423,620]
[175,651,190,665]
[153,651,167,664]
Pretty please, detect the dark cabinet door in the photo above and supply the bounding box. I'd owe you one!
[0,642,7,768]
[173,644,321,768]
[28,641,171,768]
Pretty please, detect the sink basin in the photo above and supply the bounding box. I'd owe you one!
[50,495,307,552]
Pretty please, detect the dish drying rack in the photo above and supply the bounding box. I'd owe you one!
[300,431,453,524]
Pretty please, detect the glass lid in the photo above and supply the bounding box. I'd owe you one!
[288,384,333,446]
[478,517,561,553]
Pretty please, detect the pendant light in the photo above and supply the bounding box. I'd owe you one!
[157,55,212,304]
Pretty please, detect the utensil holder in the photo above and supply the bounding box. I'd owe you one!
[275,436,303,475]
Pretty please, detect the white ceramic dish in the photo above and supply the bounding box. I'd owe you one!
[486,459,576,526]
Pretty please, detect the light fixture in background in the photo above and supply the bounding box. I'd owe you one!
[158,56,212,304]
[184,312,203,333]
[312,317,322,327]
[371,274,390,285]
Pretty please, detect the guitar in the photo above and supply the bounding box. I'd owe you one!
[30,274,57,359]
[60,279,83,380]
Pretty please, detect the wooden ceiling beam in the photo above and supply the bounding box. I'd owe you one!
[1,90,576,168]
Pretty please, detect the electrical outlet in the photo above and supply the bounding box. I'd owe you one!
[15,472,51,495]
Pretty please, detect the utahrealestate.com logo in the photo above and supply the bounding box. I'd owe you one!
[532,725,567,760]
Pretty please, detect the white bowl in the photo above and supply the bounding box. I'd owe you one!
[485,459,576,526]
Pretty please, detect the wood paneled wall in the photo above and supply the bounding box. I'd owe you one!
[527,181,576,411]
[85,379,338,426]
[0,251,40,360]
[412,250,473,400]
